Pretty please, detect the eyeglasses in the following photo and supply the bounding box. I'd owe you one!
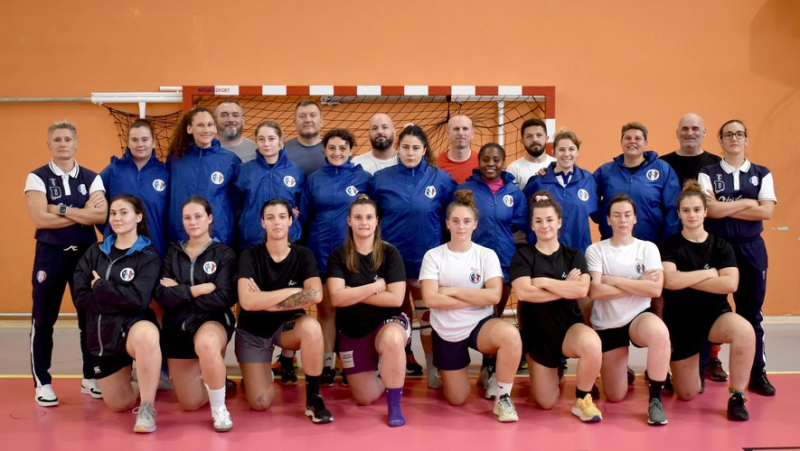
[722,131,746,140]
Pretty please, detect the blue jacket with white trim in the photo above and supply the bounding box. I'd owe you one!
[523,164,598,253]
[166,139,241,245]
[100,150,169,257]
[592,151,680,242]
[235,150,305,249]
[458,170,529,282]
[300,160,371,274]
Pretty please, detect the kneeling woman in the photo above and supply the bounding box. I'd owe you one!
[660,181,755,421]
[156,196,237,432]
[74,194,162,433]
[419,190,522,423]
[586,194,670,426]
[510,192,602,423]
[236,198,332,423]
[327,194,408,427]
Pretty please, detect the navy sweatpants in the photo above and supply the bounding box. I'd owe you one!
[731,237,768,374]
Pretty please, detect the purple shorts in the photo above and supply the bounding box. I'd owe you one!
[338,314,411,375]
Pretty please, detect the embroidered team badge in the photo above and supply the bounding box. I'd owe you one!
[469,269,482,284]
[283,176,297,187]
[346,185,359,197]
[577,189,589,201]
[646,169,660,181]
[152,179,166,192]
[120,268,135,281]
[424,186,437,199]
[749,176,759,187]
[635,261,645,275]
[210,171,225,185]
[503,195,514,207]
[714,174,726,193]
[203,261,217,275]
[36,271,47,283]
[78,184,87,195]
[48,178,62,200]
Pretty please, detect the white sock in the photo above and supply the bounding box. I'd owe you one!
[206,384,226,412]
[496,380,513,398]
[324,352,336,369]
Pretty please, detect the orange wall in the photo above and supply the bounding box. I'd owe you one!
[1,0,798,314]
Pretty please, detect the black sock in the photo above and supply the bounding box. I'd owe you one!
[405,343,413,355]
[279,355,293,369]
[576,388,591,400]
[306,375,321,400]
[648,378,665,401]
[482,355,497,370]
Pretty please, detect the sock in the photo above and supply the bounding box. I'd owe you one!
[386,388,405,427]
[306,375,321,400]
[576,388,591,400]
[279,355,294,370]
[710,345,720,360]
[482,355,497,371]
[405,343,413,355]
[205,384,226,412]
[729,386,744,396]
[324,352,336,369]
[281,349,294,359]
[496,380,513,398]
[648,378,665,401]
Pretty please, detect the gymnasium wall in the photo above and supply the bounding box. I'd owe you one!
[1,0,798,315]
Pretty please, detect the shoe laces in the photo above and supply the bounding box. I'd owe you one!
[498,395,514,411]
[133,403,157,419]
[214,405,231,422]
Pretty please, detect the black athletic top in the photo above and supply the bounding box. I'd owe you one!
[659,151,721,186]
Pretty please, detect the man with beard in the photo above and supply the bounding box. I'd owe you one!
[437,114,479,184]
[351,113,398,174]
[508,118,556,189]
[285,99,326,176]
[215,100,257,162]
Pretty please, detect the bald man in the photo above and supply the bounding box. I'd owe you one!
[659,113,721,186]
[351,113,399,174]
[437,114,479,184]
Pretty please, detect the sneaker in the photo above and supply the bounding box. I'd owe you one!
[225,378,238,396]
[35,384,59,407]
[341,371,348,387]
[517,357,529,375]
[406,358,423,376]
[133,402,157,433]
[700,377,706,394]
[493,394,519,422]
[647,398,668,426]
[571,394,602,423]
[427,366,442,389]
[485,374,498,400]
[212,405,233,432]
[478,366,493,388]
[305,395,333,424]
[705,357,728,382]
[320,366,336,387]
[627,367,635,385]
[748,370,776,397]
[281,364,299,386]
[157,371,173,391]
[81,378,103,399]
[727,393,749,421]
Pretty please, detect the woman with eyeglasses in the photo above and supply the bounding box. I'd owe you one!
[697,119,777,397]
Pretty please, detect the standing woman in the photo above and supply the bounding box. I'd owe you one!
[24,120,107,406]
[327,194,408,427]
[73,195,162,433]
[510,192,603,423]
[699,119,777,396]
[166,107,241,245]
[585,195,670,426]
[235,120,305,250]
[369,124,457,388]
[100,119,169,257]
[419,190,522,422]
[156,196,237,432]
[301,129,371,385]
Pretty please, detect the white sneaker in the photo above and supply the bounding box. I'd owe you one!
[493,394,519,422]
[81,378,103,399]
[485,374,498,400]
[35,384,58,407]
[212,405,233,432]
[478,366,491,389]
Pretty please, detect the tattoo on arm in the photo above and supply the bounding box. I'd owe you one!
[274,289,319,311]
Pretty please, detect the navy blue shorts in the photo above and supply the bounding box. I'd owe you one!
[432,315,493,371]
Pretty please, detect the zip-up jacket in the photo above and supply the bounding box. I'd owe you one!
[458,170,528,282]
[235,150,305,249]
[369,158,457,278]
[592,151,680,242]
[167,139,241,245]
[73,235,160,357]
[155,239,236,334]
[100,150,169,257]
[523,164,598,253]
[300,160,371,273]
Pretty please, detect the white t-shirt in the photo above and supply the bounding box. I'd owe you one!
[419,242,503,342]
[506,154,556,189]
[351,151,399,175]
[585,238,662,330]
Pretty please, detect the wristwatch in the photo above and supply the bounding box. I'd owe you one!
[58,203,68,216]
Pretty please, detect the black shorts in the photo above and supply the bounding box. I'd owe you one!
[162,311,235,359]
[664,301,732,361]
[93,318,159,379]
[432,315,493,371]
[595,308,653,353]
[521,304,584,369]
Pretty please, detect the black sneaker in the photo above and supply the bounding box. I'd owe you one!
[699,377,706,394]
[705,357,728,382]
[225,378,238,396]
[320,366,336,387]
[305,395,333,424]
[406,360,423,376]
[727,393,749,421]
[748,370,776,396]
[341,371,348,387]
[280,364,298,386]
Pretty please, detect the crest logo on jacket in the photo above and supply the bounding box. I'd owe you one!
[646,169,660,181]
[577,189,589,201]
[283,176,296,187]
[152,179,166,192]
[77,184,87,195]
[346,186,359,197]
[424,186,437,199]
[210,171,225,185]
[120,268,135,282]
[469,269,482,284]
[203,261,217,275]
[749,176,759,187]
[502,195,514,207]
[36,271,47,283]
